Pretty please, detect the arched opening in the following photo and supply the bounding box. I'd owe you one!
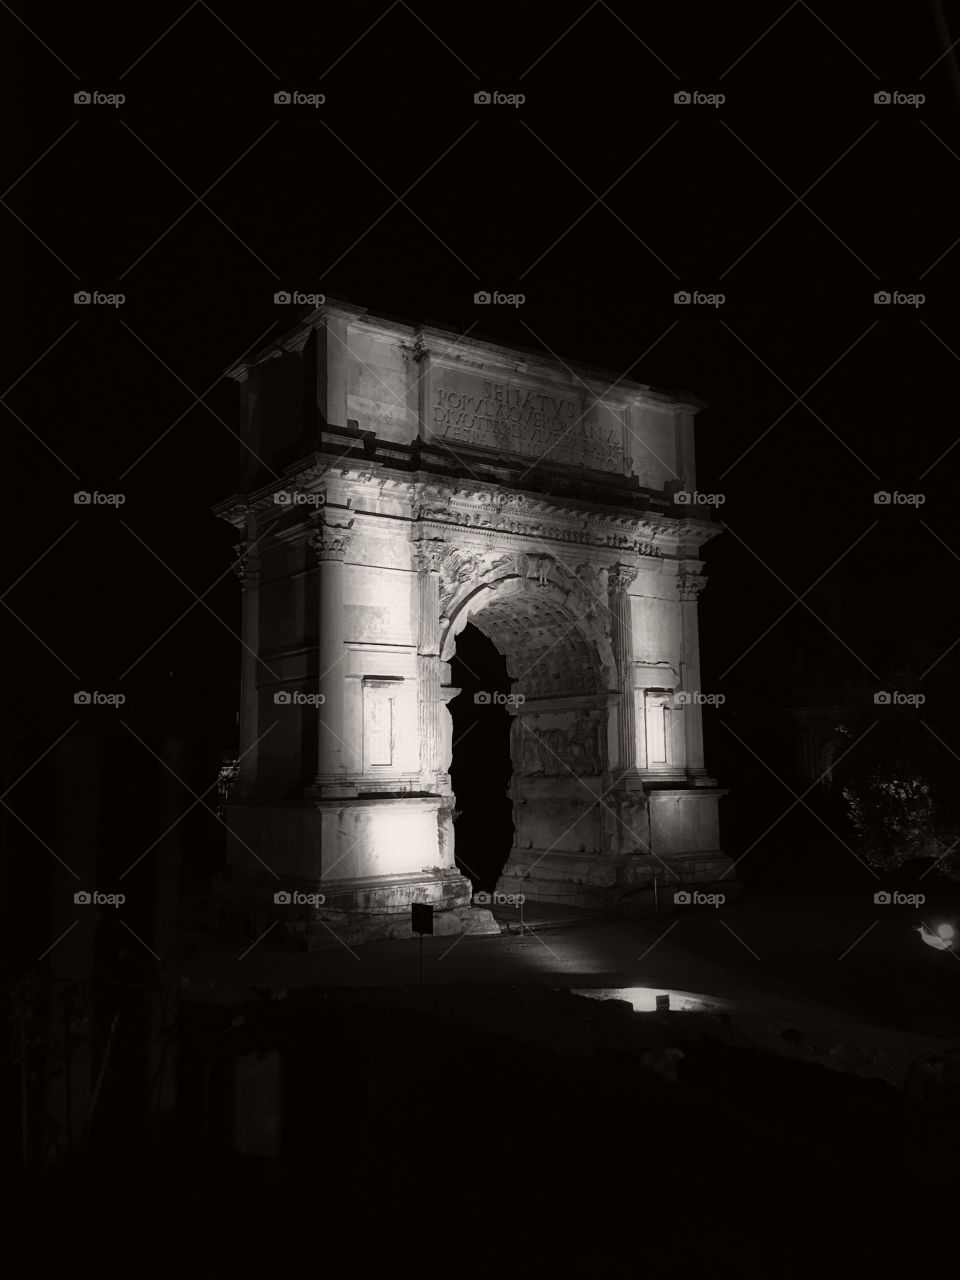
[440,562,621,903]
[448,623,514,891]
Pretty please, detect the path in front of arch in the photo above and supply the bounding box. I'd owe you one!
[487,898,609,933]
[178,886,960,1076]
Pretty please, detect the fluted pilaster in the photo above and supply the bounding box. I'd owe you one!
[608,561,639,777]
[678,572,707,772]
[233,538,261,796]
[308,520,353,790]
[413,537,447,788]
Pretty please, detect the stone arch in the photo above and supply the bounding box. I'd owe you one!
[441,558,622,879]
[439,559,617,698]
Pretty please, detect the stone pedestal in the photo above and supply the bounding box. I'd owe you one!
[219,797,499,950]
[497,784,732,914]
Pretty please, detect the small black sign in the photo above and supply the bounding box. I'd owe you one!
[411,903,434,935]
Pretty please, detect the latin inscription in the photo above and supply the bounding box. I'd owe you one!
[431,377,623,471]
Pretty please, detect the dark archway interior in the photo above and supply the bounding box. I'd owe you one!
[448,623,514,891]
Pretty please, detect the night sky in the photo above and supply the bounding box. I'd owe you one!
[5,1,960,922]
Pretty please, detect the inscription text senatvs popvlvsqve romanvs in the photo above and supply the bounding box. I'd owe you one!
[431,378,624,470]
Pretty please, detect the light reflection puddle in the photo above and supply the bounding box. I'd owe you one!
[572,986,738,1014]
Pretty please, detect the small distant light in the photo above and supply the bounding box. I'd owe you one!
[918,922,954,951]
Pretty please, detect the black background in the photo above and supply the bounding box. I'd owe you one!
[4,1,960,934]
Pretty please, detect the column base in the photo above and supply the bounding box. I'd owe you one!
[305,777,358,799]
[607,768,647,793]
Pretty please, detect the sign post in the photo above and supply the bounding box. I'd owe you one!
[411,903,434,985]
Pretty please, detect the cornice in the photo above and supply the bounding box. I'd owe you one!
[213,494,252,528]
[215,464,721,557]
[222,300,708,412]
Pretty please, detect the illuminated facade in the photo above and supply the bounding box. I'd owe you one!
[214,300,732,945]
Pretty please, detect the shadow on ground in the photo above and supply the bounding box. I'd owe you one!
[17,983,957,1262]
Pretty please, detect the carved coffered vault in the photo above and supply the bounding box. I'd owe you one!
[472,590,603,700]
[436,552,618,699]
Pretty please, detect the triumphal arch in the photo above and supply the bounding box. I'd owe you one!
[214,299,732,945]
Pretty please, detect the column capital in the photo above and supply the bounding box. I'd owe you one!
[608,561,639,594]
[678,573,707,603]
[232,542,261,588]
[309,520,354,562]
[412,537,446,574]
